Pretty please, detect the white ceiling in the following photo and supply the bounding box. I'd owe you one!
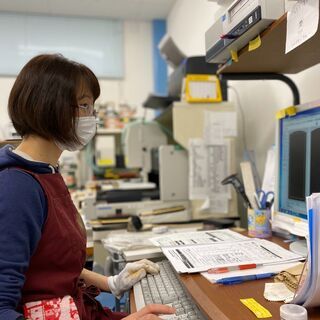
[0,0,177,20]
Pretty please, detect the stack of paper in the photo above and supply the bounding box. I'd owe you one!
[150,229,303,274]
[291,193,320,307]
[150,229,247,247]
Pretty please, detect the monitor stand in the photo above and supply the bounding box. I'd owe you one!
[289,239,308,257]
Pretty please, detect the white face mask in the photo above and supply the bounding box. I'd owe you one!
[55,116,97,151]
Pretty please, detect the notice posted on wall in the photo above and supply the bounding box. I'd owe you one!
[286,0,319,54]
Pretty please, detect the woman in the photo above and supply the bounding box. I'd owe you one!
[0,54,175,320]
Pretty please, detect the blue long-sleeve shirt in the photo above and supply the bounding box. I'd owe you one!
[0,145,52,319]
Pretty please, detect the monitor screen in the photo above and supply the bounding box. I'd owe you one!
[275,100,320,235]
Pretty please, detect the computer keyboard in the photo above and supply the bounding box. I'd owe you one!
[133,260,206,320]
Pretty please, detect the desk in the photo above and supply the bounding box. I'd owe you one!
[130,235,320,320]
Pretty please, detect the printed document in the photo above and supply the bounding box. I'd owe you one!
[150,229,248,247]
[204,111,237,145]
[261,146,276,193]
[188,139,230,212]
[188,139,207,200]
[206,144,230,213]
[162,239,303,273]
[286,0,319,53]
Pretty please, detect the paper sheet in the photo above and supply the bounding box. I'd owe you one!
[189,81,217,100]
[206,195,229,213]
[261,146,276,193]
[150,229,248,247]
[264,283,295,302]
[189,139,230,213]
[162,239,303,273]
[241,161,258,209]
[101,227,200,252]
[285,0,319,53]
[207,144,230,213]
[204,111,237,145]
[207,145,229,195]
[188,139,207,200]
[301,193,320,307]
[292,193,318,305]
[190,111,235,212]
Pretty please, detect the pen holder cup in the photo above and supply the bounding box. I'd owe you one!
[247,208,272,238]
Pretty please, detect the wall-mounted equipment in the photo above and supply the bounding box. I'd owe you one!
[205,0,285,64]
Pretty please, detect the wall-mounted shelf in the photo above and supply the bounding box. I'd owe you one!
[218,12,320,74]
[96,128,122,135]
[0,139,21,148]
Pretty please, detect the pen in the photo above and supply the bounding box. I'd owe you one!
[208,263,261,274]
[216,273,276,285]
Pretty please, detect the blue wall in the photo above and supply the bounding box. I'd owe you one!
[152,20,168,96]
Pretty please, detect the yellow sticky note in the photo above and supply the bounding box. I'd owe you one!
[248,35,261,52]
[240,298,272,318]
[276,109,286,119]
[97,158,114,166]
[286,106,297,116]
[231,50,239,62]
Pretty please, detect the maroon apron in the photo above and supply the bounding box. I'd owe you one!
[16,168,127,320]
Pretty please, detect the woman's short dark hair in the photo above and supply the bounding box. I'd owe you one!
[8,54,100,144]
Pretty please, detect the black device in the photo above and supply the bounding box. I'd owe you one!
[130,216,143,231]
[221,173,252,208]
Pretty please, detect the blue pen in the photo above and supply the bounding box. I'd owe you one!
[216,273,276,285]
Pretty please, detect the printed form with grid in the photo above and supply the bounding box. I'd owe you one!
[134,260,206,320]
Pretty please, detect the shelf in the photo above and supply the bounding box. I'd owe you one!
[0,139,21,147]
[143,94,179,109]
[96,128,122,135]
[218,12,320,74]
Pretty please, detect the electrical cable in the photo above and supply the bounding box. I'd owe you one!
[228,85,247,150]
[228,85,262,188]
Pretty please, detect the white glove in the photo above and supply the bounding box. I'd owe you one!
[107,259,160,299]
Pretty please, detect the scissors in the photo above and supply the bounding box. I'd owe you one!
[256,189,274,209]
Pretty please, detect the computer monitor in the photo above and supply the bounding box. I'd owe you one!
[273,100,320,254]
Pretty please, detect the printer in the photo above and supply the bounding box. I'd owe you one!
[206,0,285,64]
[81,121,191,224]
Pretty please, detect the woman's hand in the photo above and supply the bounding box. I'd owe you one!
[123,304,175,320]
[107,259,160,298]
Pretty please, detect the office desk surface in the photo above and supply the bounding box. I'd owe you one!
[130,235,320,319]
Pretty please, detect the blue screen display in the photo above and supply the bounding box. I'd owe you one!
[279,107,320,219]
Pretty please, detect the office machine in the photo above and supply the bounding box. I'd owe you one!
[2,121,21,140]
[95,135,116,167]
[82,122,191,223]
[158,34,186,69]
[82,196,191,225]
[82,144,190,223]
[144,34,225,109]
[122,121,167,182]
[168,56,220,98]
[273,100,320,254]
[143,56,224,109]
[206,0,285,64]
